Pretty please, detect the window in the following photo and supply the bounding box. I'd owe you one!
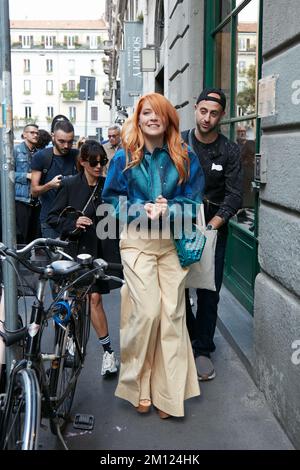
[24,80,31,94]
[239,37,247,51]
[25,106,32,119]
[69,106,76,122]
[238,60,246,73]
[45,36,55,48]
[91,107,98,121]
[46,59,53,73]
[24,59,30,73]
[22,36,33,48]
[67,36,75,49]
[68,80,76,91]
[89,35,97,49]
[68,59,75,75]
[47,106,54,119]
[90,59,96,73]
[46,80,53,95]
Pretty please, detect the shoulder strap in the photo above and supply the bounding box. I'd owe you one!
[187,129,197,156]
[217,134,227,156]
[81,178,101,215]
[41,147,54,176]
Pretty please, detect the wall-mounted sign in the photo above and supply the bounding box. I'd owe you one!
[258,75,278,118]
[120,21,143,107]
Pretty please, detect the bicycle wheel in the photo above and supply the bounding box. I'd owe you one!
[49,319,81,435]
[1,368,41,450]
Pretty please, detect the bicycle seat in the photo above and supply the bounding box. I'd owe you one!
[50,260,80,276]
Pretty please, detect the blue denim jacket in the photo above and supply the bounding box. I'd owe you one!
[14,142,35,203]
[102,146,205,225]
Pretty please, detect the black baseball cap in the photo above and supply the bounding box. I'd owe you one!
[196,87,226,110]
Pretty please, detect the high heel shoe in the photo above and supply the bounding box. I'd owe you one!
[136,399,152,414]
[157,409,170,419]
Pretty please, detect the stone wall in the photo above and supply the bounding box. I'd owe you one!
[254,0,300,449]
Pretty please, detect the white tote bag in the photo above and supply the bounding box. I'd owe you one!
[185,204,217,291]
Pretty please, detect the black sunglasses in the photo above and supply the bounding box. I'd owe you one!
[88,155,108,167]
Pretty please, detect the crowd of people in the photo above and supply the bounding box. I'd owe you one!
[2,88,243,419]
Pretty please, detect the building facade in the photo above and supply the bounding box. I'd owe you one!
[106,0,300,448]
[10,19,111,140]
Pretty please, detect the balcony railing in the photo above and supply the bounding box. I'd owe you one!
[11,42,104,50]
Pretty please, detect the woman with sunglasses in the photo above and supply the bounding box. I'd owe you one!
[47,139,119,377]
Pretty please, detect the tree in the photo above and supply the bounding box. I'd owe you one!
[237,64,256,114]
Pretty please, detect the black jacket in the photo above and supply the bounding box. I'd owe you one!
[182,129,243,226]
[47,172,122,288]
[47,172,105,258]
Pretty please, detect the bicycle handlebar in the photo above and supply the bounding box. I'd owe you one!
[0,238,70,275]
[16,238,69,255]
[106,262,123,272]
[0,239,124,282]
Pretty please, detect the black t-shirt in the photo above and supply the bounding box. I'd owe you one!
[32,148,78,223]
[182,129,243,224]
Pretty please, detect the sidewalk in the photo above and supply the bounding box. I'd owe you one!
[39,289,294,451]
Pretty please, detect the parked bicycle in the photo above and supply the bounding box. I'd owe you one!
[0,237,123,450]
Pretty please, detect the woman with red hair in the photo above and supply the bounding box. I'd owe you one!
[102,93,205,418]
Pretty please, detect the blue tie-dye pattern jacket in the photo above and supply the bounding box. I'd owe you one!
[102,146,205,226]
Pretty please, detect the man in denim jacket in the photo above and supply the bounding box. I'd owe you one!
[14,124,40,244]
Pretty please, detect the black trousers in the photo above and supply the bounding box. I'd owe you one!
[185,232,228,357]
[15,201,41,245]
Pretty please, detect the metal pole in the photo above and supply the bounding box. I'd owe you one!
[84,77,89,136]
[0,0,18,381]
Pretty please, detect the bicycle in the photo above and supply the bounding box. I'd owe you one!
[0,237,123,450]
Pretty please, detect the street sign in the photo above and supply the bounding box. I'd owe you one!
[79,76,96,101]
[120,22,143,107]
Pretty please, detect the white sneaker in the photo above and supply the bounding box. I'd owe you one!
[195,356,216,381]
[101,351,119,376]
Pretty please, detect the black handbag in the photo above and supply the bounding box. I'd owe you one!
[57,181,100,240]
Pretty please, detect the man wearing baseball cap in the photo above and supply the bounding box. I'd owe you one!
[182,88,243,381]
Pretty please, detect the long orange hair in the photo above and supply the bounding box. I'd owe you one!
[121,93,189,183]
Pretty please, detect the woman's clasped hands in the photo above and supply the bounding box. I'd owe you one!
[144,195,168,220]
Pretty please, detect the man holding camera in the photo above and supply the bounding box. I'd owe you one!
[31,120,78,238]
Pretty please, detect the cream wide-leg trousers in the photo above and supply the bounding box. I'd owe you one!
[115,230,200,417]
